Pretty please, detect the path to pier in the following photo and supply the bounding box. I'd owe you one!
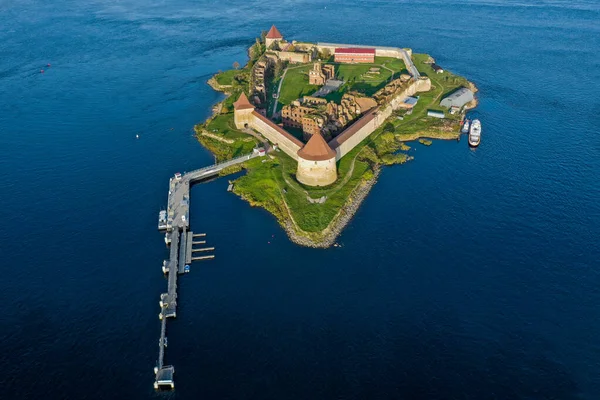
[166,153,260,232]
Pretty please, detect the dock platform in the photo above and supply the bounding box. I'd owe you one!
[154,155,254,390]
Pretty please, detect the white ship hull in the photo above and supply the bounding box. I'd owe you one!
[469,119,481,147]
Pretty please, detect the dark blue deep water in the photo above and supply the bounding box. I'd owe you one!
[1,0,599,398]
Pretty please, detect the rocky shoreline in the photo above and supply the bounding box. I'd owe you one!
[283,167,382,248]
[207,76,233,94]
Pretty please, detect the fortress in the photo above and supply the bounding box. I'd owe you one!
[234,26,432,187]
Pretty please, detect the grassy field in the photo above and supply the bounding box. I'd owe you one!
[233,149,372,234]
[195,113,257,161]
[275,56,408,108]
[382,53,472,140]
[198,50,476,242]
[333,57,407,96]
[214,69,239,86]
[276,65,321,107]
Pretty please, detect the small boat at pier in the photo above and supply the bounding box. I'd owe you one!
[461,119,471,134]
[158,210,167,230]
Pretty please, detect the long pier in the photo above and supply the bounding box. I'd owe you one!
[154,151,263,390]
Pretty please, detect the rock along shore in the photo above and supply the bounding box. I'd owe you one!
[283,167,382,249]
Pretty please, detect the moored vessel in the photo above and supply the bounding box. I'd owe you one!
[469,119,481,147]
[461,118,471,134]
[158,210,167,230]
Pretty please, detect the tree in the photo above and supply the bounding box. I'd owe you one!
[233,61,240,70]
[320,48,331,60]
[383,122,395,133]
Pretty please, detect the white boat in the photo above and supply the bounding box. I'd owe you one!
[461,119,471,134]
[469,119,481,147]
[158,210,168,230]
[164,232,171,245]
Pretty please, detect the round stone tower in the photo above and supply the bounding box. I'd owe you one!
[296,133,337,187]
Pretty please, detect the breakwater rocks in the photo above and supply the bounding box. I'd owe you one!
[285,168,382,249]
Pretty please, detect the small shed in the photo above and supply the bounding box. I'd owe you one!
[253,147,266,156]
[427,110,445,119]
[432,64,444,73]
[440,87,474,109]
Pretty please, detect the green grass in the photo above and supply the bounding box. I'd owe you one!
[197,52,476,240]
[324,57,407,98]
[372,53,472,140]
[214,69,239,86]
[282,160,369,232]
[275,153,370,232]
[205,114,249,140]
[233,158,287,222]
[274,57,409,108]
[196,113,257,161]
[232,149,373,234]
[376,56,407,73]
[276,65,320,107]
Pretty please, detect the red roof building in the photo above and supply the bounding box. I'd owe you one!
[266,25,283,39]
[334,48,376,64]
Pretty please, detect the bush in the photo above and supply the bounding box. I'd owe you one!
[383,122,395,133]
[358,146,380,165]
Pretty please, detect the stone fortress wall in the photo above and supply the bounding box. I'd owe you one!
[249,111,303,160]
[233,31,432,186]
[328,77,431,160]
[234,104,302,160]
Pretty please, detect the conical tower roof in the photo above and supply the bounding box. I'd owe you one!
[266,25,283,39]
[233,92,254,111]
[297,133,336,161]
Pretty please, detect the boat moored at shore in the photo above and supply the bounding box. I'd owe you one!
[461,119,471,134]
[469,119,481,147]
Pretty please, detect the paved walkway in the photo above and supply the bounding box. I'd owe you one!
[271,67,288,118]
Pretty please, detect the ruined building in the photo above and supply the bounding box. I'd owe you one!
[308,62,335,86]
[251,59,271,105]
[281,93,377,141]
[373,78,410,105]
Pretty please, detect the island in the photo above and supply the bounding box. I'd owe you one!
[196,25,478,248]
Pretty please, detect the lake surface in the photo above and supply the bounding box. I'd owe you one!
[1,0,599,398]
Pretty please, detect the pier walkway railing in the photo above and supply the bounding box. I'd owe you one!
[185,152,259,182]
[166,152,261,231]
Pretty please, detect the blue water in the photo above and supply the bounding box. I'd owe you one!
[1,0,599,398]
